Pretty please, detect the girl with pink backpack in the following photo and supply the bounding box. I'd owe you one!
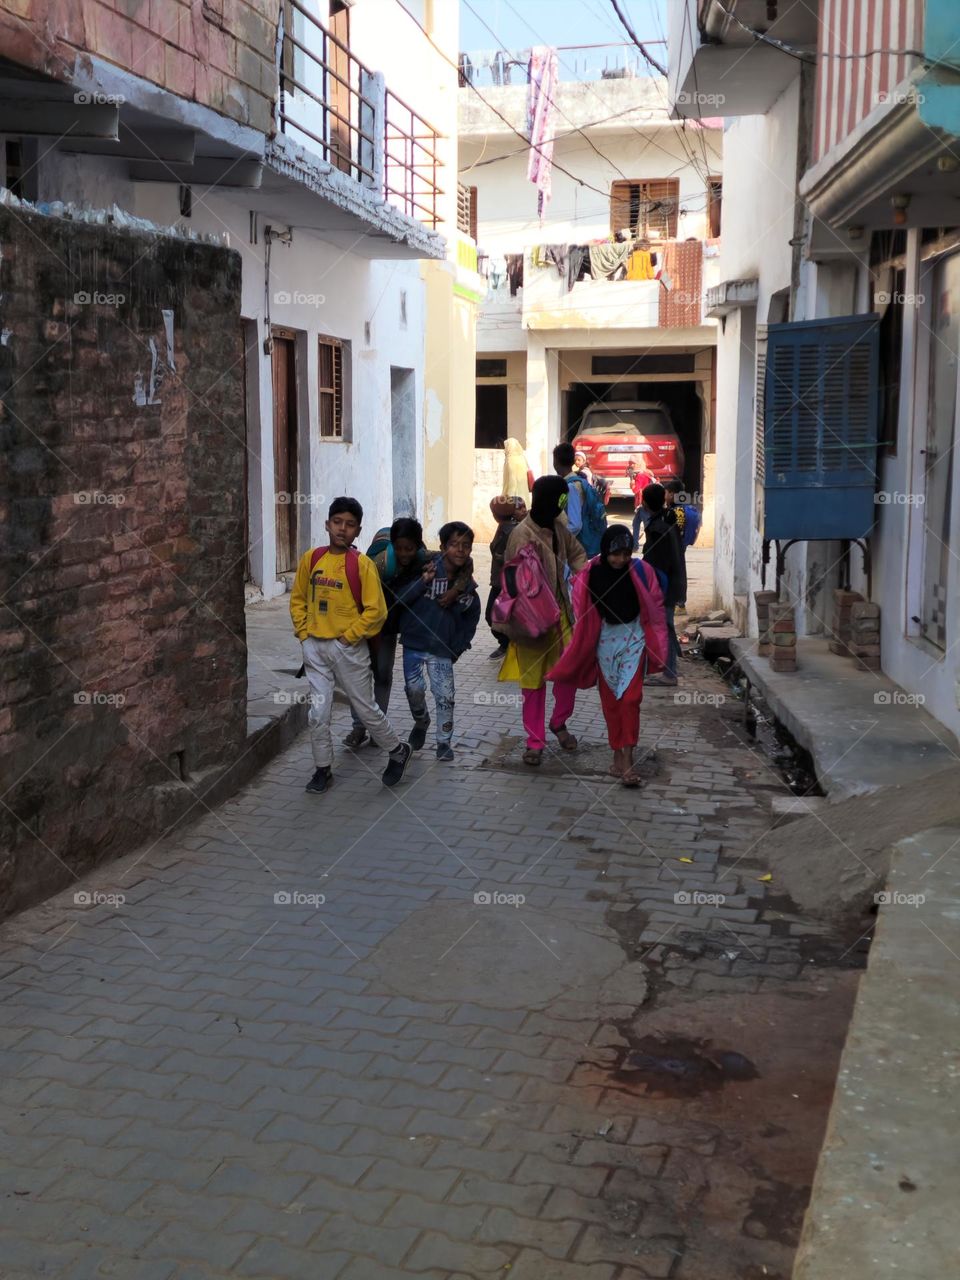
[493,476,587,765]
[548,525,667,787]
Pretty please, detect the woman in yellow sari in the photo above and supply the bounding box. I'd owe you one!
[502,437,530,502]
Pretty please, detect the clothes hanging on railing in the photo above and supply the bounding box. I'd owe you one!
[526,47,559,218]
[505,253,525,296]
[567,246,590,291]
[532,244,568,277]
[589,241,632,281]
[658,240,702,328]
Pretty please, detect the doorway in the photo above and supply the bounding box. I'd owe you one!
[272,328,299,575]
[391,366,416,518]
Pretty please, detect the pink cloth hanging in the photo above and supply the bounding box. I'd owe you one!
[526,46,558,218]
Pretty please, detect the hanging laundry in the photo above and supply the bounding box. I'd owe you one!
[626,248,656,281]
[589,241,632,281]
[566,245,589,291]
[526,47,559,218]
[505,253,525,296]
[658,241,703,328]
[532,244,568,276]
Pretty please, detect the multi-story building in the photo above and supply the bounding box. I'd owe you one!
[670,0,960,738]
[0,0,471,595]
[458,70,722,538]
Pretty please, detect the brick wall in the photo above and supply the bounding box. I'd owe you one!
[0,206,248,918]
[0,0,278,134]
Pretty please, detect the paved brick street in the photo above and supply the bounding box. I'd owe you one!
[0,628,860,1280]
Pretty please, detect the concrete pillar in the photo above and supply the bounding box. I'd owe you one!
[700,452,716,549]
[359,70,385,194]
[525,336,559,478]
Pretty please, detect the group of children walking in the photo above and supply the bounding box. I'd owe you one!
[290,467,690,793]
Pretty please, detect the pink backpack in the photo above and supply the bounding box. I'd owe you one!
[491,543,561,641]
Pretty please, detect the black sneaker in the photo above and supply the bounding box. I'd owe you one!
[343,726,369,749]
[488,646,506,660]
[436,743,454,763]
[382,742,412,788]
[408,717,430,750]
[305,767,331,794]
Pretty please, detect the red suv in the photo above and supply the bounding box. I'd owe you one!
[572,401,685,498]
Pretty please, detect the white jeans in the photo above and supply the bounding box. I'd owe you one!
[301,637,401,768]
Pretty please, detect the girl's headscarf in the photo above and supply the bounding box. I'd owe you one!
[589,524,640,624]
[530,475,568,528]
[502,437,529,500]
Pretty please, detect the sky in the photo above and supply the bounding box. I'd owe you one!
[459,0,669,81]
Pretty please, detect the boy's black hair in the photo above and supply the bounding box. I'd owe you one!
[553,442,576,470]
[328,496,363,522]
[641,483,666,512]
[390,516,423,545]
[439,520,474,546]
[664,479,685,494]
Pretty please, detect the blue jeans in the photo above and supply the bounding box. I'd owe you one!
[664,606,681,679]
[632,507,646,549]
[402,649,455,745]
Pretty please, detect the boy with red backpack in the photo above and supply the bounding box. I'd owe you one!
[289,497,412,793]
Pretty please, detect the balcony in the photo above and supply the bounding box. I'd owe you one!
[668,0,818,118]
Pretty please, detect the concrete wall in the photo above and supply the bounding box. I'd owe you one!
[0,0,278,133]
[0,207,247,917]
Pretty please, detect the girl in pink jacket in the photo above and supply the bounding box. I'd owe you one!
[548,525,667,787]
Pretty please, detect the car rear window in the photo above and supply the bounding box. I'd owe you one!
[580,410,671,435]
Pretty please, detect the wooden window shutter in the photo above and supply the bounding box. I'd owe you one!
[610,179,679,238]
[610,180,633,235]
[318,336,343,439]
[469,186,478,242]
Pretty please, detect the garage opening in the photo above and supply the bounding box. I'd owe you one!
[564,379,703,493]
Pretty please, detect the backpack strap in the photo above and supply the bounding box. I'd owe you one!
[309,546,364,611]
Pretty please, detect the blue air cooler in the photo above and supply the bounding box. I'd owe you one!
[762,314,880,541]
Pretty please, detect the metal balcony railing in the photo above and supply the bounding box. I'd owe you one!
[277,0,442,229]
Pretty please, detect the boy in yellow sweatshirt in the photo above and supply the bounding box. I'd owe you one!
[289,496,412,793]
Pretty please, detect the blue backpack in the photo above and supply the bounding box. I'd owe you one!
[568,474,608,557]
[680,504,701,548]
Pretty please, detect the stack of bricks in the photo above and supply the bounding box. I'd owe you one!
[830,589,864,657]
[754,590,778,657]
[768,602,798,672]
[850,602,881,671]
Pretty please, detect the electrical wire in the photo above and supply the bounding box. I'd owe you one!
[709,0,927,65]
[607,0,668,76]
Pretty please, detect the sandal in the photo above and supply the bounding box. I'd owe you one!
[522,748,543,767]
[550,724,578,751]
[621,769,643,789]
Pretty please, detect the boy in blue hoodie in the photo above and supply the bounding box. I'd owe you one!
[395,521,480,761]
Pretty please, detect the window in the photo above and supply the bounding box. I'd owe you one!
[318,336,344,439]
[476,358,507,378]
[610,179,679,238]
[475,385,508,448]
[457,183,478,240]
[707,176,722,238]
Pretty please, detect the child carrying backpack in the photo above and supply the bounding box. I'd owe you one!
[553,441,607,557]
